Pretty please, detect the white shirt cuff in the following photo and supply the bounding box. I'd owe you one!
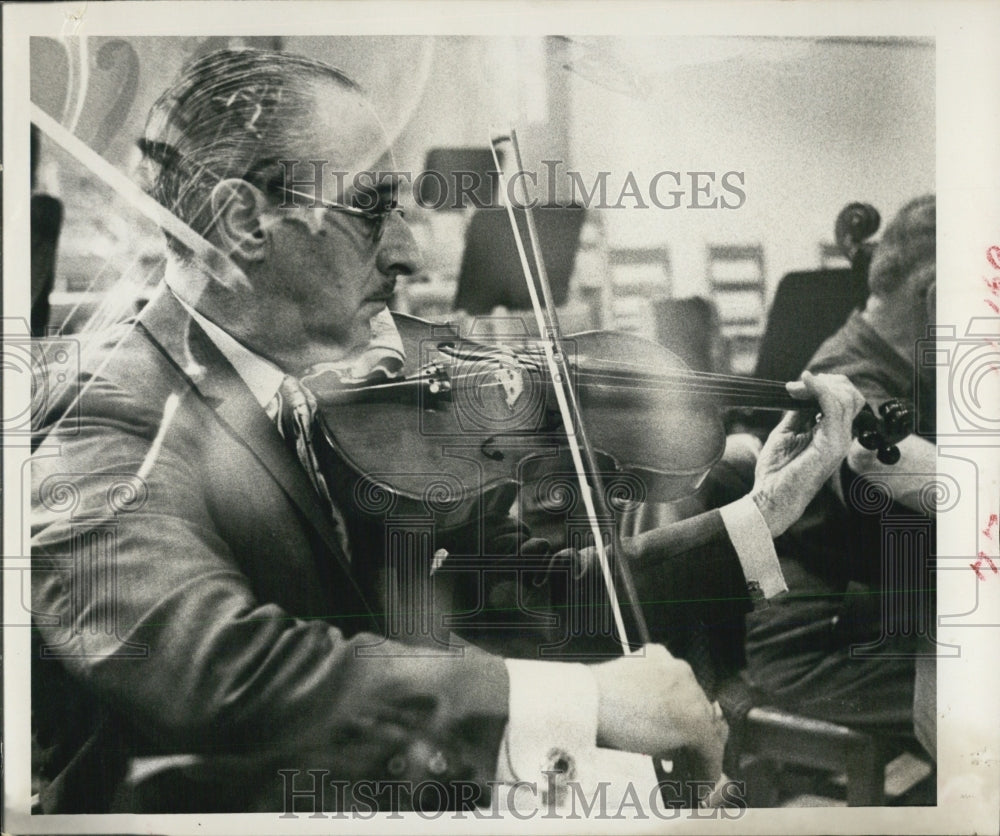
[719,495,787,598]
[496,659,656,809]
[497,659,598,785]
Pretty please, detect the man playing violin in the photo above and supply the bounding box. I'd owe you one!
[31,47,867,814]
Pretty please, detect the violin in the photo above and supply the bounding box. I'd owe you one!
[33,82,909,811]
[307,299,913,808]
[308,315,913,532]
[307,131,914,805]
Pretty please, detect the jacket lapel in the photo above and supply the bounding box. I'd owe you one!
[136,286,372,615]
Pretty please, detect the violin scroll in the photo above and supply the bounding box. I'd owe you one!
[853,398,913,465]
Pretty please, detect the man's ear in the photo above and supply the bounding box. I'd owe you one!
[209,178,269,262]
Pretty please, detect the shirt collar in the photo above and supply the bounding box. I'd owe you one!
[165,264,285,410]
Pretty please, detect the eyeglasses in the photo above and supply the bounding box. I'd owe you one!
[278,187,405,243]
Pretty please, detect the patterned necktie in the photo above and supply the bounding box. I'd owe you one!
[267,375,351,559]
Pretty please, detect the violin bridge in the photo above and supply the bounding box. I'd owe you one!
[494,364,524,410]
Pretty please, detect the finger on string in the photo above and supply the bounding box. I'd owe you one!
[784,379,810,400]
[807,373,856,427]
[785,369,820,401]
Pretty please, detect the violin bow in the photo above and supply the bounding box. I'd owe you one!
[28,103,255,470]
[488,129,652,655]
[488,131,713,802]
[31,104,251,294]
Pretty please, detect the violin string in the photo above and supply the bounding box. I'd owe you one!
[431,355,794,396]
[573,369,791,394]
[576,383,795,403]
[416,347,805,407]
[567,366,793,396]
[506,344,794,387]
[572,383,797,405]
[445,347,793,392]
[476,348,785,391]
[575,386,795,405]
[579,363,793,390]
[382,360,806,406]
[437,369,799,405]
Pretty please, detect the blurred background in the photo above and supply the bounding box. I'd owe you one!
[29,34,933,375]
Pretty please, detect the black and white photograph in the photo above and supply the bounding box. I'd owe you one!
[3,2,998,834]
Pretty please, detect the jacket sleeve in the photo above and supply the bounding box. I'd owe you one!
[31,373,509,810]
[625,508,755,685]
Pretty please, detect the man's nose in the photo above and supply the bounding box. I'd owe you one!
[376,213,422,279]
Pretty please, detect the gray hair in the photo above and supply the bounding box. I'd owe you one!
[868,194,935,297]
[138,47,359,257]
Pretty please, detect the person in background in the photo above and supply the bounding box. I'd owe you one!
[31,47,866,813]
[743,195,938,775]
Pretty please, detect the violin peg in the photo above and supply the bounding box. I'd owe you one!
[856,431,880,452]
[876,444,902,466]
[879,398,914,442]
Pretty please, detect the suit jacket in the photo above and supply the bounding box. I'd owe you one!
[31,285,751,813]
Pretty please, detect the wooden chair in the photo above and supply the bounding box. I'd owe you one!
[736,704,890,806]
